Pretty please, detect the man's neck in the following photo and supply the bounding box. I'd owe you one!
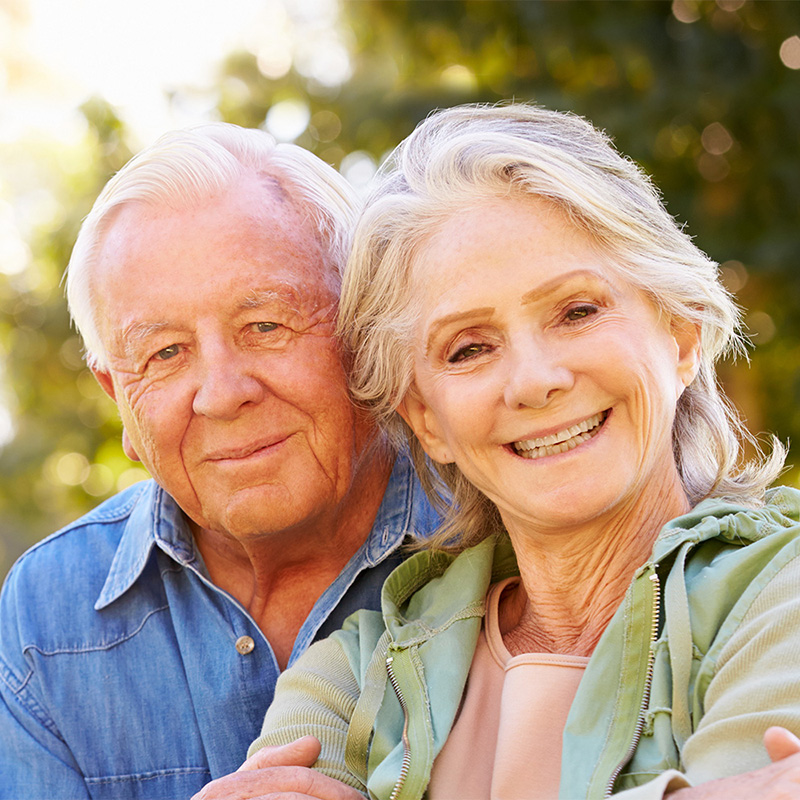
[192,446,395,669]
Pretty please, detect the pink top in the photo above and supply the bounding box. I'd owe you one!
[427,578,589,800]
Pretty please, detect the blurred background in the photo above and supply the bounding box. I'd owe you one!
[0,0,798,580]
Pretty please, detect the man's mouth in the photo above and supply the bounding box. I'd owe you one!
[207,436,290,462]
[511,410,609,460]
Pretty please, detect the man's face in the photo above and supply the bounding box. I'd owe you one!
[93,173,368,541]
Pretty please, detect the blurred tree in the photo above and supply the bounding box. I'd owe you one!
[0,99,147,574]
[1,0,798,579]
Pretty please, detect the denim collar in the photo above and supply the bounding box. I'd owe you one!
[94,481,198,610]
[94,452,427,611]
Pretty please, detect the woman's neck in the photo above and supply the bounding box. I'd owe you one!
[499,476,689,658]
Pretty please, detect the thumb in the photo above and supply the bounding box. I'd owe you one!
[237,735,322,772]
[764,726,800,762]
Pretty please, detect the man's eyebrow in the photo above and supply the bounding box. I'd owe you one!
[120,321,173,359]
[122,321,171,345]
[238,287,303,311]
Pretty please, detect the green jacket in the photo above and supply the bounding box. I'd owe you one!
[250,488,800,799]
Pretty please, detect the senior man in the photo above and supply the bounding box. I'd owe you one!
[0,124,438,799]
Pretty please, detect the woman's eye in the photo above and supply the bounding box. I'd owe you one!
[448,343,487,363]
[155,344,180,360]
[564,304,598,322]
[253,321,279,333]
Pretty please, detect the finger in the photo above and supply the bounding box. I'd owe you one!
[258,785,365,800]
[192,764,352,800]
[764,726,800,762]
[259,794,362,800]
[258,795,362,800]
[238,736,322,772]
[245,767,364,800]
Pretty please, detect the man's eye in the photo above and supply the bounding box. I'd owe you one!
[448,343,486,363]
[253,321,279,333]
[155,344,180,360]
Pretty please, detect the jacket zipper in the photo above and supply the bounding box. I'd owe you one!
[604,570,661,798]
[386,655,411,800]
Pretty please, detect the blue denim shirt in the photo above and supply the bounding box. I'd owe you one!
[0,453,438,799]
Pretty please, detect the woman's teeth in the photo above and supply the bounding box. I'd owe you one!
[512,411,607,459]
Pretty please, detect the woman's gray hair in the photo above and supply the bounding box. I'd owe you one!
[337,103,785,551]
[67,122,359,370]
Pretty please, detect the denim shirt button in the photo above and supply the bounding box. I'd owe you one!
[235,635,255,655]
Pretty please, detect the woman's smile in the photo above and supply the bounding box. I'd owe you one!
[509,409,609,460]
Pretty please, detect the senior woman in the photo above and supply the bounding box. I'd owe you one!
[205,105,800,800]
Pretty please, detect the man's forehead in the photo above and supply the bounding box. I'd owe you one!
[97,171,328,271]
[257,171,292,204]
[94,171,339,339]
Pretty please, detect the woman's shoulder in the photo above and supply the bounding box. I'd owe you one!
[379,534,516,626]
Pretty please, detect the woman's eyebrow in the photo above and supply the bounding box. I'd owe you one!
[425,308,494,355]
[518,269,608,306]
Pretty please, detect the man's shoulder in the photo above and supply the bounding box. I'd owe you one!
[6,480,153,580]
[0,481,159,649]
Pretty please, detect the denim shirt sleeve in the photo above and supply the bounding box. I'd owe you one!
[0,552,91,799]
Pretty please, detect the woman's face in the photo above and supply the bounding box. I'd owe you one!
[399,196,700,536]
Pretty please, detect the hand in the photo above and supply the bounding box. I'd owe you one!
[669,727,800,800]
[190,736,365,800]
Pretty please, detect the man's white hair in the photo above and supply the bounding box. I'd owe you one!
[66,122,359,370]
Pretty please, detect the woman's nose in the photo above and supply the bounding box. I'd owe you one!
[192,346,265,420]
[502,338,574,410]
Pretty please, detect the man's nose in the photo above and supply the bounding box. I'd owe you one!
[502,336,574,410]
[192,345,265,420]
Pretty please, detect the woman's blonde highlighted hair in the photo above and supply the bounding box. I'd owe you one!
[337,103,785,551]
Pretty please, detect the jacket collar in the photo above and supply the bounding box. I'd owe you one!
[379,534,518,645]
[376,486,800,643]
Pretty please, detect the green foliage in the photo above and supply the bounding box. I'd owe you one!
[1,0,798,579]
[0,99,147,573]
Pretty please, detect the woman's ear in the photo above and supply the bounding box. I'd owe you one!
[397,389,454,464]
[673,318,702,390]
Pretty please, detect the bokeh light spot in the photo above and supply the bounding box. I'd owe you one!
[340,151,377,194]
[54,452,91,486]
[701,121,734,155]
[747,311,776,345]
[264,98,311,142]
[672,0,701,24]
[779,36,800,70]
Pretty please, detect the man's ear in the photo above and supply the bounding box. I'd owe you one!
[91,367,141,463]
[397,389,454,465]
[673,318,702,390]
[121,431,141,463]
[91,367,117,402]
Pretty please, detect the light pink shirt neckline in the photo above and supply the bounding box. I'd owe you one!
[427,577,589,800]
